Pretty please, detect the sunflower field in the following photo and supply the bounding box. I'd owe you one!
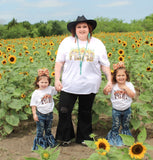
[0,31,152,136]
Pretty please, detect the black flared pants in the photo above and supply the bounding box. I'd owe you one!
[55,91,96,143]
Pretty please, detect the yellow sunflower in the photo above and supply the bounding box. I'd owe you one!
[118,39,122,44]
[146,67,152,72]
[150,42,153,47]
[47,50,51,56]
[118,49,124,55]
[49,41,54,46]
[29,56,34,62]
[7,47,12,52]
[8,55,17,64]
[107,52,112,57]
[122,41,127,47]
[2,59,7,65]
[51,71,55,77]
[118,56,124,62]
[129,142,147,159]
[0,43,3,47]
[21,94,26,98]
[95,138,110,156]
[0,73,2,80]
[151,60,153,64]
[132,44,136,49]
[41,151,50,160]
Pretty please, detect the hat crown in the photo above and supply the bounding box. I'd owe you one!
[76,15,87,22]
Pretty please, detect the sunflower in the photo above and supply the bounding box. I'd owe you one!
[122,41,127,47]
[49,41,54,46]
[23,46,28,50]
[50,57,55,62]
[47,50,51,56]
[0,73,2,80]
[129,142,147,159]
[8,55,17,64]
[55,50,58,55]
[107,52,112,57]
[118,56,124,62]
[118,39,122,44]
[2,59,7,65]
[0,50,2,56]
[146,67,152,72]
[29,56,33,62]
[151,60,153,64]
[7,47,12,52]
[132,44,136,49]
[32,46,36,49]
[21,94,26,98]
[118,49,124,55]
[0,43,2,47]
[19,52,22,56]
[95,138,110,156]
[41,151,50,160]
[145,40,149,45]
[51,71,55,77]
[150,42,153,47]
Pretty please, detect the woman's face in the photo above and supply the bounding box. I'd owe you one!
[75,22,89,41]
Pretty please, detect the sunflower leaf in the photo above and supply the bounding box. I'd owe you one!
[119,134,135,146]
[137,127,147,143]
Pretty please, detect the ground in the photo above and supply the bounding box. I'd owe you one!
[0,114,153,160]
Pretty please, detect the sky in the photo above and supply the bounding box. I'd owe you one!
[0,0,153,25]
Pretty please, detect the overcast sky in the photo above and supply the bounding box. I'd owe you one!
[0,0,153,24]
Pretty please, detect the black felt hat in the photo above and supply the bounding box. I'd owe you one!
[67,15,97,32]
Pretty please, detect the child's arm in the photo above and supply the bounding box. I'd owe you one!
[31,106,39,121]
[119,85,135,98]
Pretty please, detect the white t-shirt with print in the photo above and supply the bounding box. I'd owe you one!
[110,81,136,111]
[56,36,110,94]
[30,86,57,114]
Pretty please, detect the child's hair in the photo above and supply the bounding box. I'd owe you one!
[34,68,51,88]
[112,67,130,84]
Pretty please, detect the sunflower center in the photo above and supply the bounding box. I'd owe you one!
[132,144,143,154]
[10,57,15,62]
[99,143,106,150]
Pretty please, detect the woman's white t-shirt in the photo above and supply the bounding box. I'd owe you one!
[56,36,110,94]
[111,82,136,111]
[30,86,57,114]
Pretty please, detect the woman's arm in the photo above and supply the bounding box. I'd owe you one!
[55,62,64,91]
[101,65,113,93]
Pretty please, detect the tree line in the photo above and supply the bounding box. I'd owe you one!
[0,13,153,39]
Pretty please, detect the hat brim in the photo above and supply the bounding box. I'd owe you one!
[67,20,97,32]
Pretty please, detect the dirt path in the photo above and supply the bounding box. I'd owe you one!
[0,114,153,160]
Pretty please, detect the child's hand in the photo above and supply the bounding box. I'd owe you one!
[33,114,39,122]
[103,85,112,95]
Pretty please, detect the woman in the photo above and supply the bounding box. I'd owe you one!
[55,15,112,146]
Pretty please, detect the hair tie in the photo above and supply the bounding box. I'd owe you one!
[38,68,50,77]
[113,62,125,70]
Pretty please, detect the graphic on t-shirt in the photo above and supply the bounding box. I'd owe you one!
[69,48,95,61]
[41,94,52,104]
[114,90,127,100]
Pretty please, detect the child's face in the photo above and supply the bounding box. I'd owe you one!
[116,69,127,85]
[37,77,49,90]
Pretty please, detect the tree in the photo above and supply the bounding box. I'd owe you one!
[8,18,18,29]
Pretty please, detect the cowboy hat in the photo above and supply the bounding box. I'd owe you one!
[67,15,97,32]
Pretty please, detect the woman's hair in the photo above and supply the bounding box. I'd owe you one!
[71,23,93,38]
[34,74,51,88]
[112,67,130,83]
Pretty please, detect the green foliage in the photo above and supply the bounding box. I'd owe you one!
[83,130,153,160]
[24,145,60,160]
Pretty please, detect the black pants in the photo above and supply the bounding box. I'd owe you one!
[55,91,96,143]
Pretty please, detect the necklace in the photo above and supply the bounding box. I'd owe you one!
[77,38,88,75]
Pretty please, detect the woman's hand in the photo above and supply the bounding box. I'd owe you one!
[55,80,63,91]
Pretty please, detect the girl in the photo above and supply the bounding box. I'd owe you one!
[30,68,57,150]
[103,62,136,146]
